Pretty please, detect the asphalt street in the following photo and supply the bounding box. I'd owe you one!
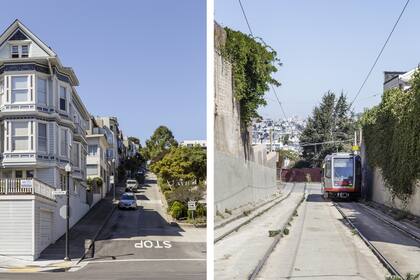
[0,173,206,280]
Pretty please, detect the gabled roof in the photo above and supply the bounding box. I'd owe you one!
[0,19,56,57]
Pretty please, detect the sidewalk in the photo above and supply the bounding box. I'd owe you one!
[0,188,118,273]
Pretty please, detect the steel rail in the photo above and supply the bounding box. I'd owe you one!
[248,184,307,280]
[357,203,420,244]
[333,202,403,279]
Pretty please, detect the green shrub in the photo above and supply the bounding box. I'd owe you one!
[196,203,206,217]
[170,201,187,220]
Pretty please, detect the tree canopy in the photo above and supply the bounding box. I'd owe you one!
[143,126,178,161]
[150,145,206,187]
[300,91,355,167]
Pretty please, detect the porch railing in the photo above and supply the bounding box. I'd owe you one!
[0,178,56,201]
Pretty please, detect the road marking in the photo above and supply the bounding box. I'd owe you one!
[134,240,172,248]
[90,258,206,264]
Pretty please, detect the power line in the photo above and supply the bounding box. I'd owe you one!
[350,0,411,108]
[238,0,254,35]
[237,0,287,121]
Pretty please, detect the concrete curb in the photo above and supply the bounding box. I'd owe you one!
[214,185,295,244]
[76,204,117,265]
[248,184,307,280]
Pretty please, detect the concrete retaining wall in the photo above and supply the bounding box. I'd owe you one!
[371,168,420,216]
[215,151,278,213]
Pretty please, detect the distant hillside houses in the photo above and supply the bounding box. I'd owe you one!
[252,117,306,153]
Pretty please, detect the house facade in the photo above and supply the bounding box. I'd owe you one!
[86,117,111,204]
[0,20,91,260]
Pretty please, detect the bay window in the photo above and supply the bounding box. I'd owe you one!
[11,122,29,151]
[38,123,47,153]
[11,76,29,103]
[37,78,47,105]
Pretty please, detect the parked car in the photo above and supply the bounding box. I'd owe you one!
[118,192,138,210]
[125,179,138,192]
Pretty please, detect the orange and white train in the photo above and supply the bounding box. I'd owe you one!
[321,153,362,199]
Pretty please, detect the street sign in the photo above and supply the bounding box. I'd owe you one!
[21,180,33,188]
[352,145,360,151]
[110,176,114,184]
[52,189,67,196]
[188,200,196,211]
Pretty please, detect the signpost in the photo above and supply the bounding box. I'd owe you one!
[188,200,197,221]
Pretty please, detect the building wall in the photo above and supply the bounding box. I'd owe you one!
[370,168,420,216]
[214,23,277,213]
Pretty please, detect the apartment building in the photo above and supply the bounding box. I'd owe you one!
[0,20,91,260]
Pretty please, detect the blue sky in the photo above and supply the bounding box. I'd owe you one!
[0,0,206,144]
[216,0,420,120]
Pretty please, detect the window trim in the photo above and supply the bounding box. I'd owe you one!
[37,76,48,106]
[10,44,30,58]
[10,120,30,152]
[37,121,48,154]
[10,75,30,104]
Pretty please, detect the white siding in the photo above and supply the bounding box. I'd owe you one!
[0,200,33,256]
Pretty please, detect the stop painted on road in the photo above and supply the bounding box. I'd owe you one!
[134,240,172,249]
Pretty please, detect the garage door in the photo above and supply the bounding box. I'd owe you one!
[39,210,52,251]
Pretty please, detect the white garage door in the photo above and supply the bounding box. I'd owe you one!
[39,210,52,250]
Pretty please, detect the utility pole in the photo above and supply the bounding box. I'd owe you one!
[64,163,72,261]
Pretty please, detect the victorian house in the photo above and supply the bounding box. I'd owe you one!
[0,20,91,260]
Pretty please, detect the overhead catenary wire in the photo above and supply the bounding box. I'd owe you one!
[349,0,411,108]
[238,0,287,121]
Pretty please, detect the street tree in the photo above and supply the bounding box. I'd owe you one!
[300,91,355,167]
[151,145,206,188]
[143,126,178,161]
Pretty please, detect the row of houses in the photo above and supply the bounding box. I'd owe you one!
[0,20,140,260]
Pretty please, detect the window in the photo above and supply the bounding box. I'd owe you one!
[11,76,29,103]
[11,122,29,151]
[11,45,19,58]
[325,160,332,178]
[60,174,67,190]
[38,123,47,153]
[37,78,47,105]
[72,143,80,167]
[21,45,28,57]
[87,164,98,176]
[15,170,23,178]
[0,79,4,106]
[26,170,34,178]
[60,128,68,156]
[59,86,66,111]
[88,145,98,156]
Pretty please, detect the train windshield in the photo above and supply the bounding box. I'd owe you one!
[333,158,353,186]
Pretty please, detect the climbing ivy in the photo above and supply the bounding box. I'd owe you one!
[221,27,280,127]
[361,71,420,203]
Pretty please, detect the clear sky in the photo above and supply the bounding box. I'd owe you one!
[0,0,206,144]
[215,0,420,120]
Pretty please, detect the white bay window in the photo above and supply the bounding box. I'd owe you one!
[11,76,29,103]
[12,122,29,151]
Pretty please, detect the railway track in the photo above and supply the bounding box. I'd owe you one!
[334,201,420,280]
[249,187,307,280]
[214,182,298,244]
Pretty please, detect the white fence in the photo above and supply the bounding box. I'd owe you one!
[0,179,55,200]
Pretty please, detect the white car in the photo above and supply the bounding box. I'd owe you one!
[118,192,138,210]
[125,179,138,192]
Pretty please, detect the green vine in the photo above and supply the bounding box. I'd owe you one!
[360,71,420,203]
[221,27,280,126]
